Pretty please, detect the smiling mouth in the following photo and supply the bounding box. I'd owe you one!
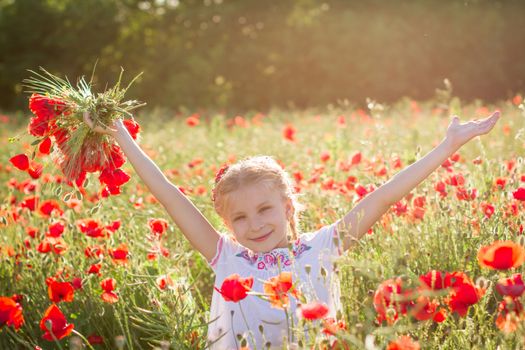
[251,230,273,242]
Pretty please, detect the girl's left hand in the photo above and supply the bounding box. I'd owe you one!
[445,111,500,149]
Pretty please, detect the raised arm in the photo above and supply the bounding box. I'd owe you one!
[84,113,220,261]
[337,111,500,252]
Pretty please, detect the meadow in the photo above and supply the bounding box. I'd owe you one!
[1,95,525,350]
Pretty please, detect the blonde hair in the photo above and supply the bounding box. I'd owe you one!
[213,156,303,240]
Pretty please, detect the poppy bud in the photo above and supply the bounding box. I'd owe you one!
[114,335,126,350]
[320,267,327,278]
[475,276,490,290]
[304,265,311,275]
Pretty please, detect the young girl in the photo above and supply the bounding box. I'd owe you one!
[84,110,500,349]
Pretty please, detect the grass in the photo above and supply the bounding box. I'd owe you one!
[0,96,524,349]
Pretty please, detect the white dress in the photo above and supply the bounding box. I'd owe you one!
[207,223,343,349]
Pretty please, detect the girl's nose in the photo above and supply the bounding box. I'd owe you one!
[251,218,265,231]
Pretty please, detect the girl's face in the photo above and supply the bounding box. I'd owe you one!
[223,181,292,253]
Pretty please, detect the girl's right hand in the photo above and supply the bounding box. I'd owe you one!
[83,112,120,136]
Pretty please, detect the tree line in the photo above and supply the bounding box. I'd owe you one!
[1,0,524,112]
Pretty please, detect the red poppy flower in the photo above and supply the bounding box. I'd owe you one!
[105,144,126,170]
[105,220,121,233]
[100,278,118,303]
[434,181,447,197]
[446,279,482,317]
[355,184,369,197]
[478,241,525,270]
[99,167,130,187]
[480,202,495,219]
[39,304,74,341]
[26,226,39,238]
[77,219,106,238]
[87,263,102,275]
[108,243,129,264]
[37,239,52,254]
[148,218,169,236]
[123,118,141,140]
[51,128,69,151]
[410,295,439,321]
[71,278,82,290]
[0,296,24,330]
[20,195,39,211]
[84,245,104,258]
[432,308,447,323]
[419,270,446,290]
[496,298,523,334]
[47,222,65,238]
[351,151,362,165]
[100,278,116,292]
[156,275,174,290]
[9,154,30,171]
[321,317,347,336]
[387,335,420,350]
[28,116,51,137]
[215,274,253,302]
[496,274,525,298]
[373,278,411,324]
[87,334,104,345]
[263,272,299,309]
[38,199,63,217]
[48,237,68,255]
[513,188,525,201]
[320,151,331,163]
[282,124,296,142]
[39,137,52,155]
[186,115,200,127]
[46,279,74,303]
[72,170,87,188]
[29,94,66,120]
[213,164,229,185]
[27,161,44,179]
[455,187,477,201]
[297,301,329,320]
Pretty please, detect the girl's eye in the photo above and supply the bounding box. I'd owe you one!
[233,216,246,222]
[260,206,271,213]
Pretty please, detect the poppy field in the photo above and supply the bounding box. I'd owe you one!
[1,95,525,349]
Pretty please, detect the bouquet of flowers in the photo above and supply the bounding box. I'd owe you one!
[17,67,144,196]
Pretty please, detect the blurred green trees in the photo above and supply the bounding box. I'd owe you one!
[0,0,524,111]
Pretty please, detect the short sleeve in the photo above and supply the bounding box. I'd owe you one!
[207,233,242,271]
[301,221,344,258]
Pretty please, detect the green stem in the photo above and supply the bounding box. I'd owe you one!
[284,307,291,343]
[238,302,257,350]
[230,310,239,350]
[72,330,96,350]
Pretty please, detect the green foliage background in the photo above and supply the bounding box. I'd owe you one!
[0,0,524,111]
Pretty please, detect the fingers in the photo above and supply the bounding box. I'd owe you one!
[477,111,500,134]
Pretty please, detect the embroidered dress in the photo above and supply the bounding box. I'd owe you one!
[207,223,342,349]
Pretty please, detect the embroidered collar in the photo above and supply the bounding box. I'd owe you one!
[235,238,311,270]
